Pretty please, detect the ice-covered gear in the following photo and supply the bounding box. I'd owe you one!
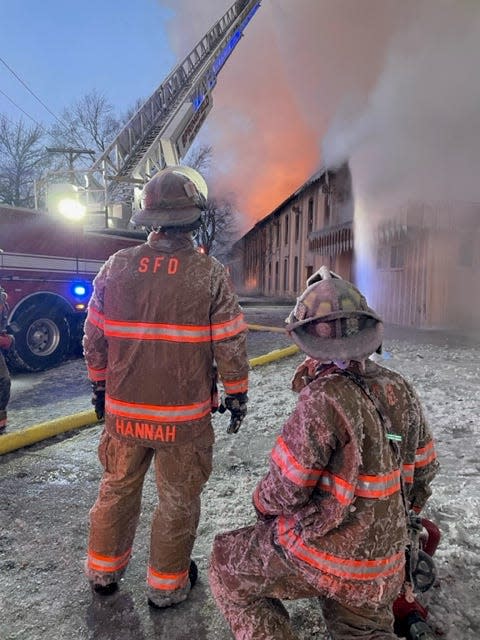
[83,232,248,448]
[286,266,383,362]
[131,165,208,228]
[210,358,438,639]
[83,229,248,603]
[148,560,198,609]
[86,432,213,603]
[90,381,105,420]
[209,521,398,640]
[218,392,248,433]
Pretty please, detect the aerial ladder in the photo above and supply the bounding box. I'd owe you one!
[77,0,261,227]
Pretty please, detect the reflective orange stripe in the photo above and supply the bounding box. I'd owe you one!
[277,517,404,580]
[87,306,104,329]
[87,366,106,381]
[271,436,322,487]
[223,377,248,394]
[318,470,355,505]
[403,463,415,484]
[147,566,189,591]
[355,469,401,499]
[87,548,132,573]
[101,313,246,343]
[415,440,436,468]
[106,394,211,423]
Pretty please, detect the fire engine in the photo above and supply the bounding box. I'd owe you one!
[0,0,260,372]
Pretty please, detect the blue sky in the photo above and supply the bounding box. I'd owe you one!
[0,0,178,126]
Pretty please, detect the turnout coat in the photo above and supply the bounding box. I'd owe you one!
[253,359,439,607]
[83,232,249,448]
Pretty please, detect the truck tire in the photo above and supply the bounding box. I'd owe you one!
[9,306,70,372]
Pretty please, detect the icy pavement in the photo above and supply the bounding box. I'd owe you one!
[1,321,479,639]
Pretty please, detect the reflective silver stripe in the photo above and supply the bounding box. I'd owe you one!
[318,473,355,504]
[106,395,211,421]
[271,437,322,487]
[147,567,188,590]
[211,314,247,339]
[278,517,404,580]
[104,320,211,340]
[355,470,401,498]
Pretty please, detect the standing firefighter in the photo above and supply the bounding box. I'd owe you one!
[83,166,249,608]
[0,285,13,434]
[209,267,438,640]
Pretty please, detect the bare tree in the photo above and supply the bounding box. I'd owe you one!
[184,144,240,258]
[0,115,49,207]
[49,89,120,155]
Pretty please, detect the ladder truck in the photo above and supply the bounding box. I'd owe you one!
[1,0,261,372]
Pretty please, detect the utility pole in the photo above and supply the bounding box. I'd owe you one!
[46,147,96,185]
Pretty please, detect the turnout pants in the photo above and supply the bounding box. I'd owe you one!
[86,431,212,604]
[209,522,397,640]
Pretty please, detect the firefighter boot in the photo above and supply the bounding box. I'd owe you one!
[148,560,198,610]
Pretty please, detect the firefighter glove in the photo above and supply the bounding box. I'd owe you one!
[0,332,14,352]
[219,392,248,434]
[91,381,106,421]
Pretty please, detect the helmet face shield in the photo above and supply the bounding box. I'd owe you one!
[131,166,208,228]
[286,273,383,361]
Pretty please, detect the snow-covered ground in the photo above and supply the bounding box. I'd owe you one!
[2,331,479,639]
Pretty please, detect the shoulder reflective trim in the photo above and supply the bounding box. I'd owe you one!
[211,313,248,341]
[106,394,211,423]
[402,463,415,484]
[318,470,355,505]
[277,516,404,581]
[271,436,322,488]
[87,366,106,381]
[415,440,436,468]
[87,307,105,329]
[223,377,249,394]
[147,566,189,591]
[87,548,132,573]
[355,470,401,499]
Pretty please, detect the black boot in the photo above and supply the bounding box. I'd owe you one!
[92,582,118,596]
[188,560,198,588]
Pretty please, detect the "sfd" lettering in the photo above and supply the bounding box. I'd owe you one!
[138,256,179,274]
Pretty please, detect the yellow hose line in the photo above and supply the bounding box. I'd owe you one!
[0,410,98,455]
[2,334,300,455]
[249,344,299,367]
[247,323,286,333]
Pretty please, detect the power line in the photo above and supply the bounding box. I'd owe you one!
[0,55,95,164]
[0,55,65,126]
[0,88,49,132]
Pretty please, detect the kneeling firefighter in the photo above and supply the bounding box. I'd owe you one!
[209,267,439,640]
[83,166,249,607]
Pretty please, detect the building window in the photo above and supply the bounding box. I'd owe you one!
[305,265,313,283]
[283,258,289,291]
[293,256,299,291]
[324,194,330,227]
[390,244,405,269]
[307,198,314,233]
[275,221,280,246]
[376,246,389,270]
[275,261,279,291]
[268,261,272,292]
[284,214,289,245]
[295,212,301,243]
